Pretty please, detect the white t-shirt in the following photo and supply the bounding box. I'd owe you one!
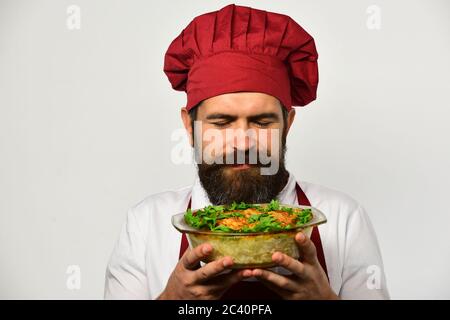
[104,172,390,299]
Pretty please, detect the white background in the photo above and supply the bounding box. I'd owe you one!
[0,0,449,299]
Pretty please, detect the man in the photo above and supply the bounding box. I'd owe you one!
[104,4,389,300]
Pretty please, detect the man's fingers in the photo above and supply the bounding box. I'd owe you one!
[220,269,248,287]
[201,269,247,297]
[272,252,308,279]
[295,232,318,264]
[251,268,297,292]
[256,276,291,299]
[194,256,235,282]
[182,243,213,270]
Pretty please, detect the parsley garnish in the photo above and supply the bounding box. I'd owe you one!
[184,200,313,233]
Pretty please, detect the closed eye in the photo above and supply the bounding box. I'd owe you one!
[210,121,232,128]
[253,121,274,127]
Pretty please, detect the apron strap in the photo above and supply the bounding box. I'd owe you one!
[178,197,192,259]
[178,182,328,299]
[295,183,328,277]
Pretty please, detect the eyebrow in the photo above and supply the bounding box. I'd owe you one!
[247,112,280,122]
[205,113,237,121]
[205,112,280,122]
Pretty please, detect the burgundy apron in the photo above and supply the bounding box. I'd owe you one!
[178,182,328,299]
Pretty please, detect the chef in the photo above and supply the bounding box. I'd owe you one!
[104,4,389,300]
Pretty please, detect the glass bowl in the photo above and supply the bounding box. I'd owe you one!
[171,203,327,269]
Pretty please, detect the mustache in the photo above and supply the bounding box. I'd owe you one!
[197,152,289,205]
[199,148,273,167]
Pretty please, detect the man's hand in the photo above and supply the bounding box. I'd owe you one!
[157,243,247,300]
[245,232,339,300]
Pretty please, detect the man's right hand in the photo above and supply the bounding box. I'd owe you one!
[157,243,250,300]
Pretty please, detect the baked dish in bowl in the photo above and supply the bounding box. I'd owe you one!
[172,200,327,269]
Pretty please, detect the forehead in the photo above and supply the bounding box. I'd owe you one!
[196,92,282,117]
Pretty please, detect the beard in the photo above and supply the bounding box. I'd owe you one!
[196,134,289,205]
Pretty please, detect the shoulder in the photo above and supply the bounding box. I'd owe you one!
[132,185,192,210]
[297,180,364,221]
[127,185,192,228]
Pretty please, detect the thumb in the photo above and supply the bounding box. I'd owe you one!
[295,231,319,265]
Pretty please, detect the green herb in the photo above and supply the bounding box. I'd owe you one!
[210,225,233,232]
[244,215,283,232]
[295,208,312,225]
[184,200,313,233]
[265,199,280,211]
[218,212,245,219]
[227,201,257,210]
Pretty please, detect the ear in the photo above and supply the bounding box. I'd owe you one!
[285,108,296,134]
[180,107,194,147]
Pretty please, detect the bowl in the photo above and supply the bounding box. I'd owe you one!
[171,203,327,269]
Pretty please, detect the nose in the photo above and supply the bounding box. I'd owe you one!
[230,120,255,151]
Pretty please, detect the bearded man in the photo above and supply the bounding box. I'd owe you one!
[104,4,389,300]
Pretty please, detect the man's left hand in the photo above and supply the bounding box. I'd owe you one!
[243,232,340,300]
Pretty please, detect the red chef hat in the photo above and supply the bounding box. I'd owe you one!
[163,4,318,111]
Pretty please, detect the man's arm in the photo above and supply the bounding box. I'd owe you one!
[246,203,389,300]
[104,208,150,299]
[339,205,390,299]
